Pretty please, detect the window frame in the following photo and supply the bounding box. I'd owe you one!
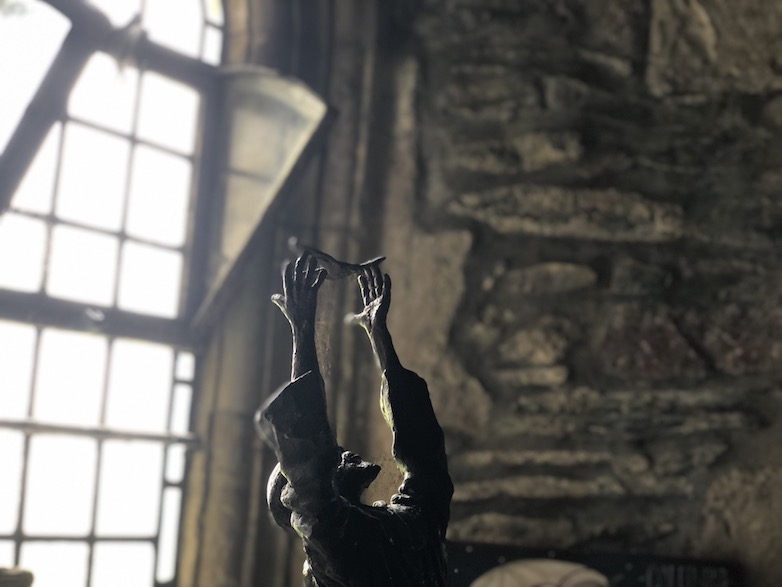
[0,1,224,583]
[0,0,223,339]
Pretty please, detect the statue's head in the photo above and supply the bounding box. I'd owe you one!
[267,450,382,530]
[333,450,381,503]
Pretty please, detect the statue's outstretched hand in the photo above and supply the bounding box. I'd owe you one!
[272,253,326,333]
[352,263,391,335]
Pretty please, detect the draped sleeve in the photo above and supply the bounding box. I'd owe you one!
[255,371,341,520]
[380,367,453,530]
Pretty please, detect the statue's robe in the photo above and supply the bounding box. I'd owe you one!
[257,367,453,587]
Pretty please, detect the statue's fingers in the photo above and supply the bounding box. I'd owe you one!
[305,255,319,285]
[361,266,373,299]
[372,265,383,295]
[281,261,294,297]
[382,274,392,308]
[312,268,327,290]
[358,273,370,306]
[294,253,307,280]
[366,266,378,300]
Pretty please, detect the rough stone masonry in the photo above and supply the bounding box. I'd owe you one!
[374,1,782,586]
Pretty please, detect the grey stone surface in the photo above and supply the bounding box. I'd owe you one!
[492,366,570,389]
[453,474,626,501]
[229,1,782,584]
[596,306,706,381]
[699,468,782,587]
[382,227,492,440]
[448,513,577,548]
[683,305,782,376]
[512,133,583,173]
[497,318,575,366]
[407,0,782,579]
[647,0,782,96]
[610,257,672,297]
[448,186,684,241]
[448,133,583,176]
[494,264,596,297]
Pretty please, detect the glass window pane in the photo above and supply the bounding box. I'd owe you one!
[205,0,223,25]
[20,541,89,587]
[47,225,119,306]
[202,26,223,65]
[33,329,107,427]
[165,444,186,484]
[0,431,24,535]
[0,1,70,153]
[156,487,181,582]
[92,542,154,587]
[24,436,97,536]
[69,53,138,134]
[88,0,141,27]
[170,383,192,434]
[118,242,182,318]
[143,0,202,58]
[126,146,191,247]
[0,541,14,567]
[0,213,46,293]
[0,320,36,419]
[56,124,130,231]
[137,72,200,154]
[105,339,173,432]
[11,123,60,214]
[175,352,195,381]
[95,441,163,536]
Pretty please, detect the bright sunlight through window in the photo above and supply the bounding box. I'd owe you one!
[0,0,223,585]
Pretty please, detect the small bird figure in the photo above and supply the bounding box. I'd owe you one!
[288,237,385,280]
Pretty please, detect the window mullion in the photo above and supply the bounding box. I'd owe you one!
[0,290,193,348]
[11,326,43,565]
[0,418,198,446]
[0,28,97,213]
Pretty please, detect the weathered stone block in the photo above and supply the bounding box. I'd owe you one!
[502,385,757,442]
[684,305,782,376]
[448,142,523,176]
[543,76,591,110]
[513,133,583,172]
[647,0,782,96]
[648,440,728,477]
[597,306,705,381]
[430,354,494,439]
[494,264,596,297]
[699,468,782,587]
[448,132,582,176]
[563,0,649,61]
[448,186,684,241]
[450,449,610,471]
[453,474,626,501]
[447,512,577,548]
[515,387,601,415]
[497,318,574,366]
[610,256,672,296]
[492,366,570,388]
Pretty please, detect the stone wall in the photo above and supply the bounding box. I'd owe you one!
[357,1,782,586]
[187,2,782,585]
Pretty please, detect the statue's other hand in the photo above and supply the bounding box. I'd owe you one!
[272,253,326,332]
[351,264,391,334]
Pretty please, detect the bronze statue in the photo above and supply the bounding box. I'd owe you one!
[255,252,453,586]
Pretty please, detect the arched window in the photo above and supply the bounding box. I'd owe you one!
[0,1,223,585]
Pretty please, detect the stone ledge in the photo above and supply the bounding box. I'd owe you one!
[448,185,683,241]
